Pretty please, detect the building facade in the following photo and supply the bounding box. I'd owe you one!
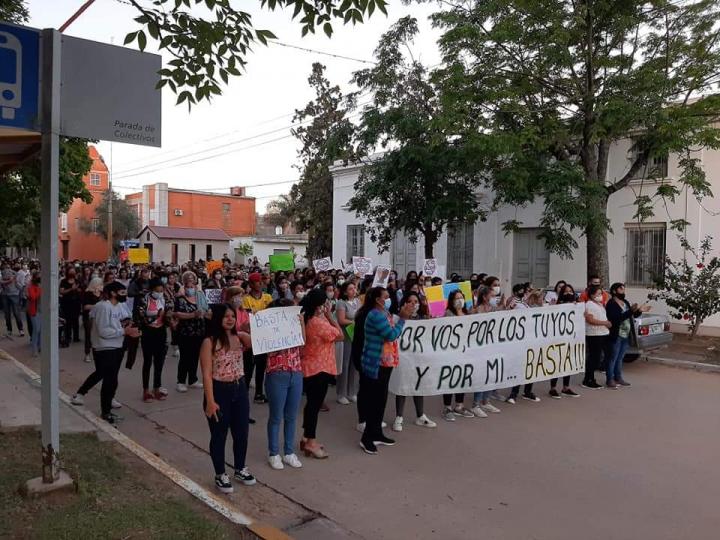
[136,225,231,264]
[125,184,256,237]
[230,213,308,266]
[332,139,720,332]
[59,145,111,261]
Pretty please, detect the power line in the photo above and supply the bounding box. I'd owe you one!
[111,178,299,193]
[270,41,376,65]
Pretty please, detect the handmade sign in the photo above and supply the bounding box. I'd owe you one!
[127,248,150,264]
[269,253,295,272]
[352,256,373,276]
[424,281,473,317]
[372,265,391,288]
[249,306,304,355]
[313,257,333,272]
[422,259,439,277]
[389,303,586,396]
[205,288,223,305]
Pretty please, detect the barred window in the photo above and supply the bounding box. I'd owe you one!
[346,225,365,261]
[626,224,666,286]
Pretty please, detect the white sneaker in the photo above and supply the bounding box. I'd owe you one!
[348,395,357,403]
[481,402,501,414]
[442,407,456,422]
[111,398,122,409]
[189,381,203,389]
[176,383,188,393]
[83,354,91,363]
[337,396,351,405]
[282,454,303,468]
[471,404,488,418]
[173,347,180,358]
[157,387,168,396]
[356,422,366,433]
[414,414,437,428]
[215,473,233,494]
[506,397,516,405]
[392,416,403,432]
[268,455,284,470]
[381,421,387,428]
[70,394,84,406]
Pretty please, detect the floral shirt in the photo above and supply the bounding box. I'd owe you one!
[212,345,244,382]
[380,312,399,368]
[266,346,302,374]
[174,296,205,338]
[301,316,342,378]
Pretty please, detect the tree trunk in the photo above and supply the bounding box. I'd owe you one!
[423,226,436,259]
[585,196,610,285]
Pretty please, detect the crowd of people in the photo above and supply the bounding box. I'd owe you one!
[0,255,649,494]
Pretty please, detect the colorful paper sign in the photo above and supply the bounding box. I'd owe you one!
[205,288,223,305]
[313,257,333,272]
[269,253,295,272]
[424,281,474,317]
[127,248,150,264]
[352,256,373,276]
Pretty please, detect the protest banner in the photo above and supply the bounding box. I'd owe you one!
[372,265,391,288]
[128,248,150,264]
[269,253,295,272]
[250,306,304,355]
[206,260,223,275]
[352,256,373,276]
[422,259,439,277]
[388,303,586,396]
[313,257,333,272]
[205,288,223,305]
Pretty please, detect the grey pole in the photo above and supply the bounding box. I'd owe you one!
[39,28,62,483]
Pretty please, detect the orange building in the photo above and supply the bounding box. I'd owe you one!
[58,146,110,261]
[125,183,256,237]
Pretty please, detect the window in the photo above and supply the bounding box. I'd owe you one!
[60,213,68,232]
[275,225,283,235]
[90,172,101,186]
[346,225,365,261]
[447,223,474,279]
[626,224,666,286]
[222,203,231,215]
[91,218,100,233]
[74,217,80,232]
[146,232,151,241]
[206,244,212,260]
[629,142,669,180]
[190,244,196,262]
[171,243,178,265]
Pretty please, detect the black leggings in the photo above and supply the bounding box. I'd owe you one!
[177,334,204,385]
[77,348,124,416]
[585,335,608,383]
[141,328,167,390]
[205,379,249,475]
[510,384,534,397]
[361,367,393,443]
[244,352,267,397]
[303,372,331,439]
[443,393,465,406]
[395,395,424,418]
[550,376,571,388]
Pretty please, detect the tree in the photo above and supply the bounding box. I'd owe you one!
[649,235,720,338]
[265,195,294,227]
[0,138,93,249]
[80,190,140,254]
[285,63,356,259]
[0,0,29,23]
[430,0,720,282]
[348,16,486,258]
[125,0,388,107]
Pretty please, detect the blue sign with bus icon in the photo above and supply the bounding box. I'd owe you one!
[0,22,39,131]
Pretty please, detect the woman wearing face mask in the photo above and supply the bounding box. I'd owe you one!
[605,283,650,388]
[136,278,173,402]
[393,292,437,431]
[545,280,567,305]
[82,278,104,363]
[484,276,505,310]
[548,285,581,398]
[174,271,212,392]
[506,283,540,404]
[583,284,611,389]
[441,291,476,421]
[59,266,81,343]
[469,286,503,415]
[116,268,130,288]
[335,281,360,405]
[272,278,293,301]
[290,281,305,305]
[206,269,225,290]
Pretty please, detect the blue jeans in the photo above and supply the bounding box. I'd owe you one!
[473,391,490,403]
[607,336,630,384]
[30,314,41,354]
[265,370,303,456]
[204,379,249,475]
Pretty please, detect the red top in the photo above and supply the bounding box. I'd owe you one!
[301,316,342,378]
[266,347,302,374]
[27,284,41,317]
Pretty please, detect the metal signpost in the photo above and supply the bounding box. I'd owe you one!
[0,20,161,489]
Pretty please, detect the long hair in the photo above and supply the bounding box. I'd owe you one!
[447,290,469,315]
[300,288,328,323]
[207,303,236,353]
[400,291,428,319]
[357,287,385,320]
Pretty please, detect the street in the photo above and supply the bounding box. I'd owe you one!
[4,337,720,540]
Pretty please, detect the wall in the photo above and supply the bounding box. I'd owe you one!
[230,237,308,267]
[140,230,230,264]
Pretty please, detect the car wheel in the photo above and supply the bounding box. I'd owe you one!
[624,353,640,363]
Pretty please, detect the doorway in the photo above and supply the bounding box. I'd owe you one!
[392,235,417,279]
[512,228,549,288]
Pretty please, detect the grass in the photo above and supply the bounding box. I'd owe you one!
[0,430,254,540]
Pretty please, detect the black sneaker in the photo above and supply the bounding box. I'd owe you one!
[561,388,580,397]
[248,417,256,425]
[373,435,396,446]
[359,440,378,454]
[582,380,603,390]
[234,467,256,486]
[254,394,268,404]
[522,393,540,402]
[215,473,234,494]
[549,389,561,399]
[101,412,122,425]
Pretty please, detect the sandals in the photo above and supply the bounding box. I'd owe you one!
[303,445,329,459]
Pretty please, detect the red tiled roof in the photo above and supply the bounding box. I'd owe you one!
[139,226,231,241]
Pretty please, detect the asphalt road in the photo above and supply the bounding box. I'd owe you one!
[6,336,720,540]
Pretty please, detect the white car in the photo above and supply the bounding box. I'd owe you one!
[625,312,673,362]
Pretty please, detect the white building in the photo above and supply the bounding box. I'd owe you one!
[136,225,231,264]
[332,139,720,333]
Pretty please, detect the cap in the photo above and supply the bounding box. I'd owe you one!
[248,272,262,283]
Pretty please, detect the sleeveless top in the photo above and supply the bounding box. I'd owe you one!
[212,344,244,382]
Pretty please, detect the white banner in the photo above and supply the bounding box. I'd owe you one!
[389,304,586,396]
[249,306,304,355]
[352,256,373,276]
[313,257,333,272]
[422,258,439,277]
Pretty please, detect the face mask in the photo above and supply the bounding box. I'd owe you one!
[492,286,501,296]
[214,274,222,280]
[412,304,419,315]
[232,297,243,308]
[116,294,127,303]
[151,292,163,300]
[453,298,465,310]
[295,291,306,300]
[160,277,168,285]
[516,292,525,299]
[185,287,196,297]
[383,298,392,310]
[337,279,345,286]
[616,293,626,301]
[593,296,603,303]
[279,283,288,290]
[326,291,335,300]
[561,293,575,303]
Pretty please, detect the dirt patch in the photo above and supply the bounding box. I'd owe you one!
[0,429,259,539]
[658,333,720,366]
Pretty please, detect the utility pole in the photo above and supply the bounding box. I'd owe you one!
[107,179,113,261]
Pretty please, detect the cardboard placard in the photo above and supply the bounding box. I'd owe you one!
[352,256,373,276]
[372,265,392,288]
[313,257,333,272]
[128,248,150,264]
[269,253,295,272]
[249,306,304,354]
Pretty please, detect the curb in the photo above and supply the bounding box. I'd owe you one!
[645,355,720,374]
[0,348,291,540]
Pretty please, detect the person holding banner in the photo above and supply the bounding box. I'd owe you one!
[506,284,541,404]
[441,290,476,421]
[199,304,256,493]
[335,281,360,405]
[582,285,611,390]
[359,288,414,454]
[393,292,437,431]
[300,289,344,459]
[549,285,581,398]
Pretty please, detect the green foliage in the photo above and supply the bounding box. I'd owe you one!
[649,236,720,338]
[429,0,720,280]
[0,0,29,23]
[349,16,486,258]
[80,189,140,253]
[285,63,356,259]
[0,139,93,249]
[125,0,387,108]
[234,242,254,257]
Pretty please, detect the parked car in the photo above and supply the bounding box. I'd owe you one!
[625,312,673,362]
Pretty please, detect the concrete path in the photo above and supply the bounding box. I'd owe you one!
[3,336,720,540]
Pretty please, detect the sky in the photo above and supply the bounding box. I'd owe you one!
[26,0,443,211]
